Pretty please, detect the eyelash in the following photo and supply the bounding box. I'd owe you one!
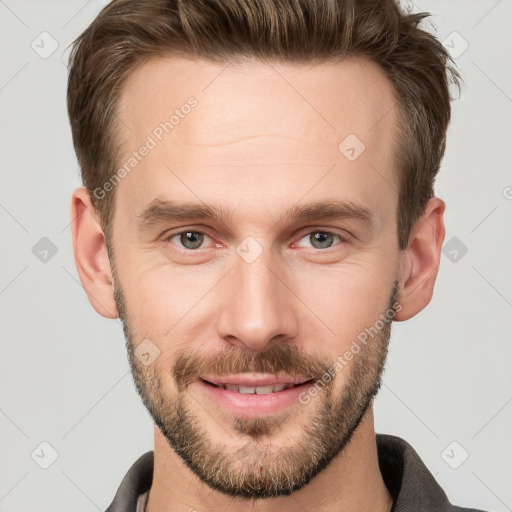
[163,228,347,252]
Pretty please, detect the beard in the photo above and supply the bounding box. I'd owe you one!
[111,256,398,499]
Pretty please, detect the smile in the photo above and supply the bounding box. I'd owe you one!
[201,379,308,394]
[197,375,316,416]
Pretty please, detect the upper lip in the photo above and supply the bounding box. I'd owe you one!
[200,374,313,387]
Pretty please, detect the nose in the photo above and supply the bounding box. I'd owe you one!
[215,245,299,352]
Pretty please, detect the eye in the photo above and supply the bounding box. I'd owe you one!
[295,230,345,250]
[165,230,211,250]
[163,229,346,253]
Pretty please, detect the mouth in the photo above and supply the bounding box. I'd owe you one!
[200,378,313,394]
[197,375,316,416]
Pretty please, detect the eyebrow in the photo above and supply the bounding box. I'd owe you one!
[136,196,374,230]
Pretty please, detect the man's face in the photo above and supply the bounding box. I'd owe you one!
[109,56,403,498]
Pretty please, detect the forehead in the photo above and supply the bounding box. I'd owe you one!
[114,55,400,226]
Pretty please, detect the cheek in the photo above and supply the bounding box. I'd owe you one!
[291,261,394,349]
[117,259,221,351]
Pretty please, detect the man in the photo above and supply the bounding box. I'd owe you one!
[67,0,485,510]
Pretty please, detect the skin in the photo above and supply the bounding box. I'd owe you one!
[70,55,445,512]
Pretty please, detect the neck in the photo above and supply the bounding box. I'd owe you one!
[146,407,392,512]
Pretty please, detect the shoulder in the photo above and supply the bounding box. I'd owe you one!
[453,508,489,512]
[376,434,490,512]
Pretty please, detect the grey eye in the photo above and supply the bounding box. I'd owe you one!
[297,231,340,250]
[178,231,205,250]
[309,232,335,249]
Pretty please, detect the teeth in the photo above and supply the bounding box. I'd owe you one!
[238,386,256,394]
[255,385,275,394]
[219,383,294,394]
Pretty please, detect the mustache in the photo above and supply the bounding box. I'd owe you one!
[172,343,334,393]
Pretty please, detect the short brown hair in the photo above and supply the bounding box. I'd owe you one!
[67,0,462,251]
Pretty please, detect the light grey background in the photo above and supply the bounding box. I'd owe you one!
[1,0,511,511]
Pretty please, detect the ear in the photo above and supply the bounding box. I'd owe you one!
[394,197,446,322]
[70,187,118,319]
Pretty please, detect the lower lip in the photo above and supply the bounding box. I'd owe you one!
[197,379,314,417]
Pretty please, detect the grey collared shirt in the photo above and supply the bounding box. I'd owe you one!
[105,434,487,512]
